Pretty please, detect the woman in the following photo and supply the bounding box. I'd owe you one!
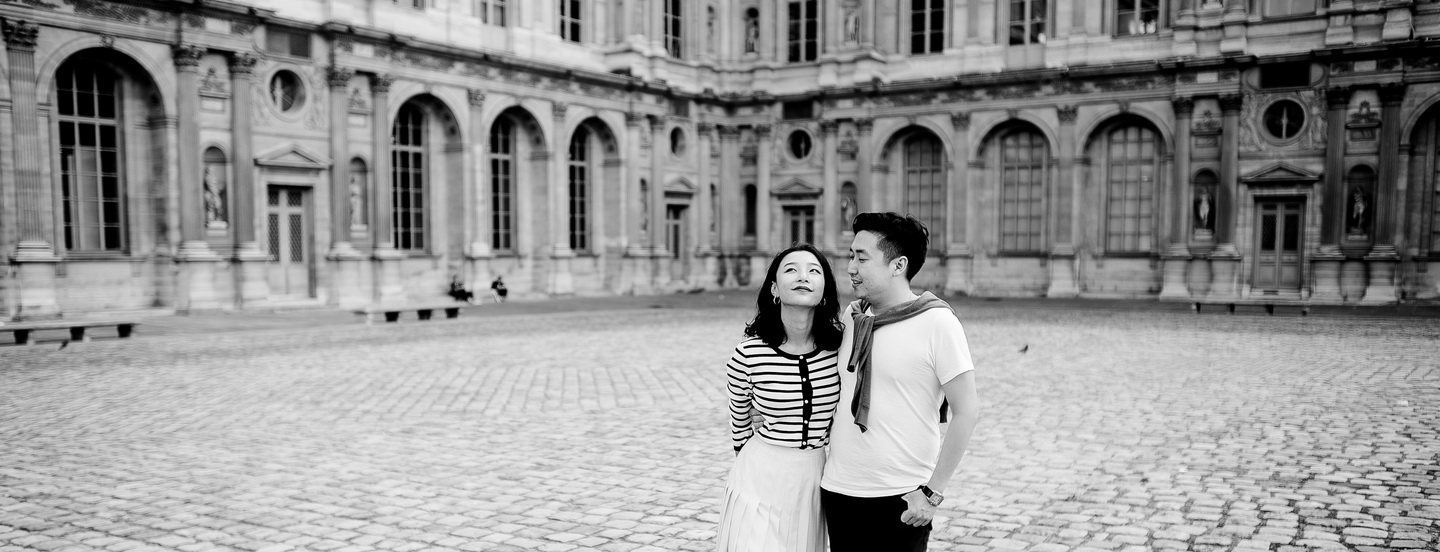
[717,243,843,552]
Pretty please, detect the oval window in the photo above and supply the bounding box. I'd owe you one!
[788,130,813,160]
[270,70,306,113]
[1263,99,1305,141]
[670,128,686,156]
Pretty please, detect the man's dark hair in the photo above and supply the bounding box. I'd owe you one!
[852,212,929,280]
[745,243,843,351]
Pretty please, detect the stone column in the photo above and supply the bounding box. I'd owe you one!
[644,115,665,290]
[759,0,775,61]
[820,119,839,253]
[1363,84,1405,304]
[696,122,716,288]
[4,19,61,318]
[856,117,875,212]
[174,44,222,312]
[468,90,491,259]
[1311,86,1351,302]
[625,112,648,257]
[755,123,774,254]
[229,53,269,306]
[1160,97,1195,300]
[1208,93,1243,300]
[550,102,575,295]
[370,74,405,304]
[945,112,973,295]
[1047,105,1079,298]
[324,66,365,307]
[718,124,742,287]
[862,0,876,49]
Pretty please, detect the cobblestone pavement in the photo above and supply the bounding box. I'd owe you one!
[2,299,1438,552]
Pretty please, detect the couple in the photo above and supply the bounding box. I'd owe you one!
[719,212,982,552]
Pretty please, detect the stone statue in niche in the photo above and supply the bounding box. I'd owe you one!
[844,8,860,44]
[203,165,227,226]
[744,14,759,54]
[840,192,856,228]
[1193,186,1214,234]
[1348,187,1370,236]
[349,173,366,227]
[640,181,650,234]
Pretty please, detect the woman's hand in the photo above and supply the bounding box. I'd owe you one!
[899,489,935,527]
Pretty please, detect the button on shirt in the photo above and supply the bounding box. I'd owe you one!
[726,338,841,451]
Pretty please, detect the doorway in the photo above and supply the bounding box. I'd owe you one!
[784,205,815,246]
[1252,199,1304,294]
[266,186,313,298]
[665,204,688,282]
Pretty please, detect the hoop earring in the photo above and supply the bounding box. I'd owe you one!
[820,297,827,306]
[772,295,780,305]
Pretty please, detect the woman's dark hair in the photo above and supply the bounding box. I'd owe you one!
[852,212,929,280]
[744,243,843,351]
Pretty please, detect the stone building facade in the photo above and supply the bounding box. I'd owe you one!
[3,0,1440,318]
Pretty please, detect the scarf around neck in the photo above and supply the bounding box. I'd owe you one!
[847,291,954,433]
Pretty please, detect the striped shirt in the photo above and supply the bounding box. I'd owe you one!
[726,338,841,451]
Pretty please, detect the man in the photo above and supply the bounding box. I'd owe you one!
[821,212,981,551]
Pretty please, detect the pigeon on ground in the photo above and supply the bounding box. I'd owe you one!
[1018,344,1029,354]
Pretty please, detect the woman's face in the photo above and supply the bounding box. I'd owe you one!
[771,250,826,308]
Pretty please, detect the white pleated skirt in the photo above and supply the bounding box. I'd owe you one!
[716,439,827,552]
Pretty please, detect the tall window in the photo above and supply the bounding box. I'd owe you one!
[744,184,758,237]
[1263,0,1315,17]
[1103,125,1158,252]
[1009,0,1048,46]
[664,0,683,58]
[391,103,426,251]
[559,0,582,42]
[910,0,945,54]
[1115,0,1161,36]
[57,62,125,252]
[568,127,591,251]
[903,135,945,250]
[787,1,819,62]
[999,131,1047,252]
[490,118,515,251]
[478,0,507,25]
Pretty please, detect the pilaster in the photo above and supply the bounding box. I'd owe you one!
[4,18,60,318]
[369,74,404,304]
[755,123,774,254]
[1161,97,1195,300]
[228,52,269,306]
[1047,106,1079,298]
[820,119,839,253]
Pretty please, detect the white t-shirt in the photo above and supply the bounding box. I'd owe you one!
[821,303,975,497]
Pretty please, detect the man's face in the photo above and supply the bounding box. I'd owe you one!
[847,231,898,301]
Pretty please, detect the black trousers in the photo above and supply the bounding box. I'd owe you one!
[821,488,931,552]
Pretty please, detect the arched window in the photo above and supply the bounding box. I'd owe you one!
[559,0,582,42]
[391,103,426,251]
[490,117,515,251]
[1103,124,1159,252]
[568,127,591,251]
[1345,165,1376,239]
[910,0,945,54]
[787,1,819,62]
[903,134,945,250]
[664,0,683,58]
[999,130,1047,253]
[348,158,368,228]
[744,184,758,237]
[57,61,126,252]
[202,147,229,229]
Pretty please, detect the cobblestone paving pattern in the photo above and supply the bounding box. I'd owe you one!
[2,305,1438,552]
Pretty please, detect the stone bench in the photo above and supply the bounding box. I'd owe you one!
[354,302,467,325]
[1192,301,1310,316]
[0,319,141,345]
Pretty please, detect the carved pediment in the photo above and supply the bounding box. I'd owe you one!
[1241,162,1321,185]
[254,143,333,171]
[772,178,821,197]
[664,177,697,195]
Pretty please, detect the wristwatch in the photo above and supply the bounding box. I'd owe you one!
[918,485,944,507]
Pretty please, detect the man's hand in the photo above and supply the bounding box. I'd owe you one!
[899,489,936,527]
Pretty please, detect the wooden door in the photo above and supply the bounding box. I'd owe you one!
[266,186,312,297]
[1253,199,1304,293]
